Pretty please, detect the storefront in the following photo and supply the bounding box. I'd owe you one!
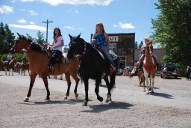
[91,33,135,68]
[108,33,135,68]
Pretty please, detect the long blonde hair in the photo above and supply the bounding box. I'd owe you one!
[96,23,105,33]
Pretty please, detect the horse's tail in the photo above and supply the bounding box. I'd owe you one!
[110,72,116,90]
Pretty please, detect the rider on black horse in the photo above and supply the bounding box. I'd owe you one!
[91,23,116,72]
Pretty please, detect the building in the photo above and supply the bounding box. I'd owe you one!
[108,33,135,68]
[134,48,166,63]
[91,33,135,68]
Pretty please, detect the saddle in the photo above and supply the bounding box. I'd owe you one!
[48,50,69,72]
[94,46,117,73]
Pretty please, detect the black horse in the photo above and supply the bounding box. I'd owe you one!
[67,34,118,106]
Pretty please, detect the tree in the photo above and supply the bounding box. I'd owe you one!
[0,22,15,54]
[138,41,143,48]
[135,41,138,49]
[26,33,34,41]
[36,31,45,44]
[152,0,191,67]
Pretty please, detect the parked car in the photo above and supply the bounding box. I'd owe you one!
[124,66,134,72]
[116,68,123,75]
[160,64,178,78]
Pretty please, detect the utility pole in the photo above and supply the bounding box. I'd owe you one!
[42,19,53,43]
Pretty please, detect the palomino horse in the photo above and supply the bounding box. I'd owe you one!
[142,40,157,94]
[11,34,80,102]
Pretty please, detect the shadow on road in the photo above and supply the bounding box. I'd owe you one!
[81,101,134,113]
[18,98,84,105]
[151,92,174,99]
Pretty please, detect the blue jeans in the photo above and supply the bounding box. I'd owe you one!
[101,46,115,66]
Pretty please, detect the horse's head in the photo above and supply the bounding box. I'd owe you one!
[67,34,85,59]
[10,33,30,52]
[144,38,153,56]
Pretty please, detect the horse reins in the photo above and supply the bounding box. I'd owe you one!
[82,42,87,55]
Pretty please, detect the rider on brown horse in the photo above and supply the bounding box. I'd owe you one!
[138,38,159,70]
[48,27,64,67]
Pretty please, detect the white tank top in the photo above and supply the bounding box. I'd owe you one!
[53,36,64,52]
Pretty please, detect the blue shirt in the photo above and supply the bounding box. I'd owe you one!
[93,32,107,47]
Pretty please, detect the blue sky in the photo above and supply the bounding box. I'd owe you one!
[0,0,159,47]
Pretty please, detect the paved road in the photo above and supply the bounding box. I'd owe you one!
[0,72,191,128]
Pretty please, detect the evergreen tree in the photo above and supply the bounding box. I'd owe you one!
[36,31,45,44]
[0,22,15,54]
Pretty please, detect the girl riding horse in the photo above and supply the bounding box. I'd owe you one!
[48,28,64,67]
[11,33,80,102]
[91,23,116,72]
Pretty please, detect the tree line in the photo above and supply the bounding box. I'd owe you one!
[0,22,45,54]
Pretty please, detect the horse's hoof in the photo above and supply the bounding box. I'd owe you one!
[83,102,88,106]
[46,97,50,101]
[64,96,67,100]
[98,97,103,102]
[106,95,111,103]
[105,98,111,103]
[24,97,29,102]
[75,93,79,98]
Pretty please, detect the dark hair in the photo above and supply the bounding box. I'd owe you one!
[53,27,62,39]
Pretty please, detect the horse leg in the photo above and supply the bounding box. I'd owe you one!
[104,76,112,103]
[64,73,71,100]
[71,72,80,99]
[151,75,155,93]
[42,76,50,100]
[95,78,103,102]
[143,68,148,93]
[24,73,37,102]
[83,78,89,106]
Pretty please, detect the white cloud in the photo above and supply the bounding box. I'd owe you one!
[20,0,113,6]
[114,22,135,29]
[28,10,38,16]
[0,5,13,14]
[64,26,75,30]
[30,21,35,25]
[17,19,27,24]
[9,24,46,31]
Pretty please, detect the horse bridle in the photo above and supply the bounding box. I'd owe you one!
[82,42,87,55]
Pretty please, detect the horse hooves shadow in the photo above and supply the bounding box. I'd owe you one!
[18,98,84,105]
[151,92,173,99]
[81,101,134,113]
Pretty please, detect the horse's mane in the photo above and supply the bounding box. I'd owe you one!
[22,36,47,54]
[30,42,47,54]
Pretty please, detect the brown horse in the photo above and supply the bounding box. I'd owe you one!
[126,66,145,87]
[0,60,3,70]
[11,34,80,102]
[21,61,29,76]
[7,58,17,76]
[142,39,157,94]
